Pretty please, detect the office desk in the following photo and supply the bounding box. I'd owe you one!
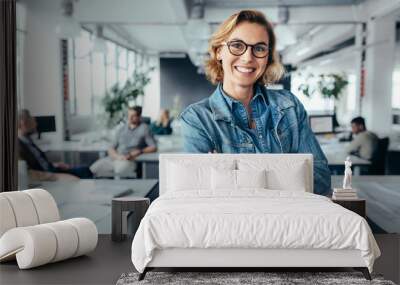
[331,175,400,234]
[38,139,109,166]
[38,133,184,154]
[39,135,184,168]
[32,179,158,234]
[321,142,370,175]
[136,153,159,179]
[39,140,109,153]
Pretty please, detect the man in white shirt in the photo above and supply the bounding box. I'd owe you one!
[90,106,157,177]
[346,116,379,161]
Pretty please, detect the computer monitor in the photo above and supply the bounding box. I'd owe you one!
[35,116,56,139]
[141,116,151,125]
[309,115,334,134]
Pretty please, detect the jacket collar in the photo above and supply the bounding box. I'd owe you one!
[209,83,294,123]
[209,84,235,122]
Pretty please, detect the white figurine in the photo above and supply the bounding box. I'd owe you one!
[343,156,352,189]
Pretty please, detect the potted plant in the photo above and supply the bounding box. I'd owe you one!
[102,67,154,128]
[298,73,348,126]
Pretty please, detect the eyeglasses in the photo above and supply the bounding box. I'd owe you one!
[222,40,270,58]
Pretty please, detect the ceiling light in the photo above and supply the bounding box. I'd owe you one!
[185,19,211,40]
[55,0,81,39]
[92,25,108,54]
[190,0,205,19]
[278,6,289,24]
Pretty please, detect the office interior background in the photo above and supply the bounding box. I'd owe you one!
[0,0,399,284]
[14,0,400,143]
[11,0,400,220]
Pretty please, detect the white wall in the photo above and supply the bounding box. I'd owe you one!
[362,14,396,136]
[21,0,64,142]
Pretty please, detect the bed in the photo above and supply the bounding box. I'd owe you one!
[131,154,380,280]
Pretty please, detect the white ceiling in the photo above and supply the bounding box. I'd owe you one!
[73,0,399,67]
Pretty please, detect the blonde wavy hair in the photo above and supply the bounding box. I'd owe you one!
[205,10,285,85]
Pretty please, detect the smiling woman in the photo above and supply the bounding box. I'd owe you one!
[179,10,331,196]
[205,10,284,86]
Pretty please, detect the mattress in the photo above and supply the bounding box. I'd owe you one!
[131,190,380,273]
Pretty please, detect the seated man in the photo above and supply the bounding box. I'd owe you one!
[90,106,157,177]
[346,116,379,160]
[18,109,93,180]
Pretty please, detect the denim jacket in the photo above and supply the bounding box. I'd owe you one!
[180,84,331,195]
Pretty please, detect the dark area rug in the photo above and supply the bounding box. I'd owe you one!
[116,271,396,285]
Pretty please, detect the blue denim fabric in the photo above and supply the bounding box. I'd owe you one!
[180,84,331,195]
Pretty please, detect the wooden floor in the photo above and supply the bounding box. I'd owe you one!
[1,234,398,285]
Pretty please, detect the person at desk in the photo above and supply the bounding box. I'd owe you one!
[179,10,331,195]
[347,116,378,160]
[150,109,173,135]
[90,106,157,177]
[18,109,93,181]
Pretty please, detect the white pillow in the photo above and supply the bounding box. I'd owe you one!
[211,168,236,190]
[237,169,267,189]
[168,162,210,191]
[238,159,308,192]
[266,164,307,191]
[211,168,267,190]
[167,160,235,192]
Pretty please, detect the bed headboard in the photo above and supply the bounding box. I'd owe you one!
[159,153,314,195]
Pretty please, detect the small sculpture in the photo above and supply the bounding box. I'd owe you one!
[343,156,352,190]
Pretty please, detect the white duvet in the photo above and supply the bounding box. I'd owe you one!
[131,190,380,273]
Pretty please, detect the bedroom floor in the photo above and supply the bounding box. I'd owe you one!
[0,234,398,285]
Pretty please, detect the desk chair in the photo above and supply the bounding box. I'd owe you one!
[368,137,389,175]
[387,150,400,174]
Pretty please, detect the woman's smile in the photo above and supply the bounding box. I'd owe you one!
[219,22,269,93]
[234,66,256,74]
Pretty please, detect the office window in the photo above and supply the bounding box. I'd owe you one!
[291,73,334,112]
[118,47,127,69]
[92,52,106,114]
[105,41,117,90]
[128,51,135,77]
[69,30,138,116]
[117,47,127,86]
[118,69,128,87]
[74,30,92,115]
[393,70,400,109]
[136,53,143,71]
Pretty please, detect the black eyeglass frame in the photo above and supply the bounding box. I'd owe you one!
[222,40,270,58]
